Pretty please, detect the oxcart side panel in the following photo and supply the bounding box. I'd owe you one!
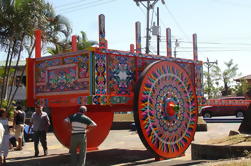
[34,51,91,107]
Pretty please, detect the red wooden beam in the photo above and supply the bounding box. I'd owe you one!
[35,30,42,58]
[72,35,77,52]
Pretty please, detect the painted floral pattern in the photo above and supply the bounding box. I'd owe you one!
[35,53,89,95]
[108,55,135,95]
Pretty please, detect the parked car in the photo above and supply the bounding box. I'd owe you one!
[200,96,249,118]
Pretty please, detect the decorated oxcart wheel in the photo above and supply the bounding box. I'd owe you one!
[133,60,198,158]
[51,106,114,150]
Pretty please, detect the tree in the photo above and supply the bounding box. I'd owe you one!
[76,31,97,50]
[221,59,239,96]
[47,31,97,55]
[203,63,221,99]
[203,59,240,98]
[234,79,251,96]
[0,0,72,109]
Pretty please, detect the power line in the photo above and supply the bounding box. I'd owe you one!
[210,0,251,9]
[163,3,190,41]
[58,0,117,14]
[55,0,89,9]
[157,39,251,46]
[138,6,146,16]
[176,50,245,52]
[58,0,109,13]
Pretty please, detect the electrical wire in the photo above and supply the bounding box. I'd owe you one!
[57,0,117,14]
[55,0,89,9]
[138,6,146,16]
[163,3,190,41]
[157,37,251,46]
[57,0,108,13]
[210,0,251,8]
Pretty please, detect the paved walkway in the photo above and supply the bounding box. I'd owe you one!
[6,123,240,166]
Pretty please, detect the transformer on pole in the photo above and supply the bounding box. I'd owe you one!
[133,0,165,54]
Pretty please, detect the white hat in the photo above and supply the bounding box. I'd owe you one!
[79,106,87,112]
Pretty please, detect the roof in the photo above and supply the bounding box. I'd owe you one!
[235,74,251,82]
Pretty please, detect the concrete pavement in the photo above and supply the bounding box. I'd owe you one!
[6,123,240,166]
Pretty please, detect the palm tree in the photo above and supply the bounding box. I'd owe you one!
[47,31,97,55]
[0,0,72,108]
[221,59,239,96]
[77,31,97,50]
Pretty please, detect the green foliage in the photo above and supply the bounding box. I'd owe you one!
[76,31,98,50]
[1,100,15,119]
[0,0,72,107]
[222,59,240,96]
[203,59,241,98]
[246,86,251,98]
[47,31,97,55]
[203,64,222,99]
[235,80,249,96]
[0,67,14,77]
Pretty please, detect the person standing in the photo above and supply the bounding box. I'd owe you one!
[0,108,10,165]
[65,106,97,166]
[13,105,25,150]
[30,105,50,157]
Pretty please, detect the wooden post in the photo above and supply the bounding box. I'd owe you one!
[99,14,106,49]
[72,35,77,52]
[193,33,198,61]
[166,28,172,57]
[35,30,42,58]
[130,44,135,53]
[135,21,142,53]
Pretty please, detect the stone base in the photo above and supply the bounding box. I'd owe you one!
[192,143,251,160]
[196,117,208,132]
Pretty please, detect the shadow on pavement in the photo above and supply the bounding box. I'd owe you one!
[7,149,155,166]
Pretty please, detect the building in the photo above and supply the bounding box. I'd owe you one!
[0,60,26,101]
[235,74,251,85]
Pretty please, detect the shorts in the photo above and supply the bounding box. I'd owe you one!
[0,135,9,157]
[15,124,24,139]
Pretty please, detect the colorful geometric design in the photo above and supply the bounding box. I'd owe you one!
[93,96,101,105]
[100,96,108,105]
[134,61,198,159]
[195,64,204,96]
[95,54,107,94]
[102,49,201,65]
[108,55,135,95]
[110,96,130,104]
[137,58,156,77]
[77,96,92,105]
[35,53,89,95]
[177,62,195,84]
[35,98,48,107]
[36,59,62,84]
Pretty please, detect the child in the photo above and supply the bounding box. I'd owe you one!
[0,108,9,165]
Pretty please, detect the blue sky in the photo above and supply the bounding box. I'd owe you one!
[47,0,251,76]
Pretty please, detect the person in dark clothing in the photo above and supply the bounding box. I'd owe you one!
[239,88,251,134]
[30,105,50,157]
[13,106,25,150]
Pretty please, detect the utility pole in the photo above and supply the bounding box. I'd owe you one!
[204,57,218,99]
[174,39,179,58]
[134,0,165,54]
[157,7,160,55]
